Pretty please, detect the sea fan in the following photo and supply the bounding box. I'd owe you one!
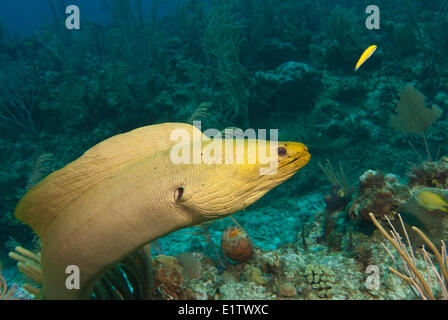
[391,85,442,136]
[391,85,443,161]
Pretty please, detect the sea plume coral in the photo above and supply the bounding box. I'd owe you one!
[8,246,42,297]
[370,213,448,300]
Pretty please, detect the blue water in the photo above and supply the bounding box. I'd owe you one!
[0,0,175,36]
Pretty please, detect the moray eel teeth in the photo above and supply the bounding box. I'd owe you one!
[14,123,310,299]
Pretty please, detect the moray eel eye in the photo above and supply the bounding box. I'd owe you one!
[277,147,287,156]
[174,187,184,200]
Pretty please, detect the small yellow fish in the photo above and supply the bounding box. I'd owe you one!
[416,191,448,212]
[355,45,377,71]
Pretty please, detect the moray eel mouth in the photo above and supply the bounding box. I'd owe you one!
[284,148,310,167]
[281,153,310,172]
[284,153,308,166]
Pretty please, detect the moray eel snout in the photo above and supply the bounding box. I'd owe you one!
[277,142,310,170]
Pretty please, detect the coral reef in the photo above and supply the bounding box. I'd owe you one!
[303,264,336,299]
[348,170,410,221]
[407,157,448,188]
[153,255,185,300]
[348,157,448,251]
[254,61,321,114]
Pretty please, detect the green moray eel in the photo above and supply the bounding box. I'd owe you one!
[14,123,310,299]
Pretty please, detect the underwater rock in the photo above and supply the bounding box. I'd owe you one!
[349,170,410,221]
[153,255,185,299]
[185,283,209,300]
[218,282,272,300]
[176,252,203,280]
[254,61,321,111]
[221,226,254,263]
[259,251,280,275]
[407,158,448,189]
[277,281,297,298]
[353,245,373,270]
[254,39,302,69]
[435,91,448,107]
[244,266,266,285]
[255,61,316,83]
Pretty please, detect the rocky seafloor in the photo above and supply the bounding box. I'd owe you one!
[3,158,447,300]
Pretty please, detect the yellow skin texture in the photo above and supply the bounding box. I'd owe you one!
[15,123,310,299]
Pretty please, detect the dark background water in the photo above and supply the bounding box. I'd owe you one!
[0,0,173,37]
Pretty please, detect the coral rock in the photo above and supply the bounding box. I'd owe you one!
[407,159,448,189]
[176,252,203,280]
[244,267,266,285]
[278,281,297,298]
[221,226,254,263]
[153,255,185,299]
[349,170,410,221]
[304,264,336,298]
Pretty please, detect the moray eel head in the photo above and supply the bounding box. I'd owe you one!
[172,140,310,220]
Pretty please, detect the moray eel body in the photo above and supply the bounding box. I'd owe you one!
[15,123,310,299]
